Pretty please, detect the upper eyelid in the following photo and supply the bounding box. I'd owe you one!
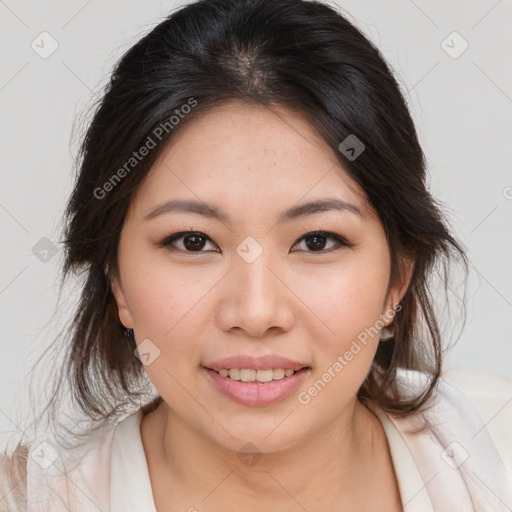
[159,230,351,250]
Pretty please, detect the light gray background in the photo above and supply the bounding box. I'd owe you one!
[1,0,511,442]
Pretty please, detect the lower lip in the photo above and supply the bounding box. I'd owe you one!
[203,368,309,407]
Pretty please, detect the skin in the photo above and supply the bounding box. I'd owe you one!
[111,100,412,511]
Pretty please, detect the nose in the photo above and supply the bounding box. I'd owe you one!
[217,249,295,338]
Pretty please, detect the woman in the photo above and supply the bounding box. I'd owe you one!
[1,0,510,510]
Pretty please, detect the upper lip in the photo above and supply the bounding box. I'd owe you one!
[204,355,309,372]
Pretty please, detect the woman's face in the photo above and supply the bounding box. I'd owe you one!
[112,101,408,453]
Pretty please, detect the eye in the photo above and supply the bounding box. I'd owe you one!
[158,229,352,254]
[292,231,352,253]
[158,230,219,253]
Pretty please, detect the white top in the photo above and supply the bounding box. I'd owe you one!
[109,409,156,512]
[109,407,432,511]
[24,369,512,512]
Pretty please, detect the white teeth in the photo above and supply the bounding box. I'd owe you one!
[228,368,241,380]
[240,369,256,382]
[256,369,274,383]
[273,368,285,380]
[216,368,301,381]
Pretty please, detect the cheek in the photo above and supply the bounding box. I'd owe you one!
[120,244,213,338]
[295,268,389,412]
[298,256,390,348]
[122,264,208,395]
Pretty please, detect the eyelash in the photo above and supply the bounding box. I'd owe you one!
[157,229,353,254]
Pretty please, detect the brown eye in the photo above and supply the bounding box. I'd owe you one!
[182,233,207,251]
[293,231,351,253]
[305,234,328,251]
[159,231,218,253]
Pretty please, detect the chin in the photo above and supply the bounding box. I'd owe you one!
[201,413,310,455]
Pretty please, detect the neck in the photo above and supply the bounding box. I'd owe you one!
[143,398,387,511]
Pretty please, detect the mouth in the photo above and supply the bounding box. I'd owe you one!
[205,366,310,383]
[202,361,311,406]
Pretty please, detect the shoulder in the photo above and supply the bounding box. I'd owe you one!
[383,368,512,510]
[0,416,123,512]
[29,419,119,512]
[393,368,512,450]
[0,441,29,512]
[440,369,512,475]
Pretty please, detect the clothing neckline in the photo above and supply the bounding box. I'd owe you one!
[110,408,157,512]
[369,404,434,511]
[109,405,431,511]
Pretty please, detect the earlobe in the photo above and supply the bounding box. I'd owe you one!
[110,276,134,329]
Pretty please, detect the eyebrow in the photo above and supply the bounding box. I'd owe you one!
[143,197,363,224]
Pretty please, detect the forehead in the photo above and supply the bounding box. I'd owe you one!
[131,101,369,219]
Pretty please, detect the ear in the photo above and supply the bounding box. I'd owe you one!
[110,271,134,329]
[382,257,414,326]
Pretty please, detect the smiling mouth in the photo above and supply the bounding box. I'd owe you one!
[206,367,310,383]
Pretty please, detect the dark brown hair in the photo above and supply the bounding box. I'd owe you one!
[2,0,468,505]
[41,0,469,426]
[0,0,467,502]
